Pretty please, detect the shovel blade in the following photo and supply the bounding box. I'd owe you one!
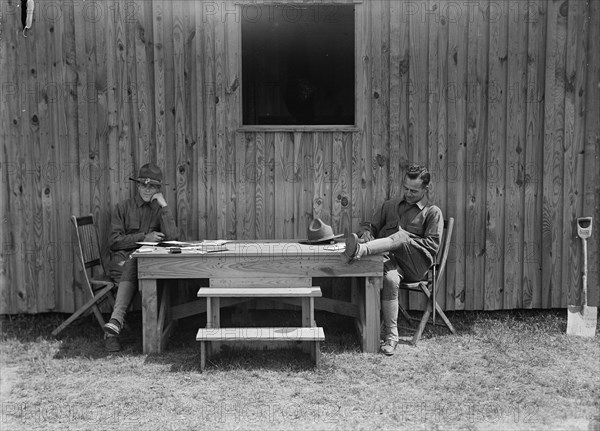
[567,305,598,337]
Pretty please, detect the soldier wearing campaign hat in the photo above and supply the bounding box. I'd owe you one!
[104,163,179,352]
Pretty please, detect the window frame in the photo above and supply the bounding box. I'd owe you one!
[236,1,363,132]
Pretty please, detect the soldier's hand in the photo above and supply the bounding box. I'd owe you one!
[151,192,167,208]
[144,231,165,242]
[358,231,374,242]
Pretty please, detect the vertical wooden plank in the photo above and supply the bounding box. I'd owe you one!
[434,0,448,218]
[523,0,546,308]
[264,133,276,239]
[322,133,333,225]
[504,0,527,309]
[203,8,218,239]
[355,2,372,222]
[214,7,228,238]
[51,0,72,312]
[125,1,140,170]
[408,0,428,164]
[313,131,325,221]
[371,0,386,209]
[134,0,153,166]
[38,0,60,312]
[193,0,207,240]
[240,133,256,240]
[542,0,566,308]
[465,0,489,310]
[445,0,468,310]
[426,0,439,206]
[183,1,198,241]
[0,0,13,313]
[64,2,84,311]
[105,0,120,208]
[116,0,134,205]
[380,0,390,205]
[583,0,600,307]
[292,132,304,239]
[173,0,190,238]
[90,0,107,246]
[434,0,449,307]
[1,1,24,313]
[485,0,508,310]
[388,1,401,199]
[224,1,240,239]
[21,5,44,311]
[255,131,266,238]
[331,132,344,233]
[73,1,90,216]
[152,0,166,164]
[299,132,314,237]
[339,133,353,235]
[163,1,177,203]
[562,0,587,308]
[274,133,295,238]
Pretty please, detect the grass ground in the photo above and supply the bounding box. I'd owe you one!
[1,308,599,430]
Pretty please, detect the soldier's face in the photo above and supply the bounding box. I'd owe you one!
[402,177,428,204]
[137,183,160,202]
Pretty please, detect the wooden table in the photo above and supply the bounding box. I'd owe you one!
[134,242,383,354]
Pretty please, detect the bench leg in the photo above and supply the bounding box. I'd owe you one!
[314,341,321,368]
[200,341,207,371]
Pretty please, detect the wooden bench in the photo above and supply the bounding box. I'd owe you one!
[196,286,324,370]
[196,327,325,370]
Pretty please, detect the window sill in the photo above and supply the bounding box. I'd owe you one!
[237,125,360,133]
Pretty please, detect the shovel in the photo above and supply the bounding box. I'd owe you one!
[567,217,597,337]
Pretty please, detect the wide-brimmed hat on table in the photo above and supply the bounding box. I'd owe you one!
[299,218,344,244]
[129,163,165,186]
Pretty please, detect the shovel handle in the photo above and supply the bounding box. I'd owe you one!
[581,238,588,306]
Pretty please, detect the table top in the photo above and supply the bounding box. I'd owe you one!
[133,241,383,279]
[133,241,350,257]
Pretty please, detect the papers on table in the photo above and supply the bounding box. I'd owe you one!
[136,240,229,247]
[135,240,229,254]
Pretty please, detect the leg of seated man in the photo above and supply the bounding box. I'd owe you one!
[104,258,138,336]
[343,229,412,262]
[392,241,431,283]
[381,261,402,339]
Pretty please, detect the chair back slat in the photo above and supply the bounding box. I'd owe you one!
[434,217,454,283]
[78,223,101,266]
[71,215,108,292]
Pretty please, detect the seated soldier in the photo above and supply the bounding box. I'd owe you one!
[341,164,443,356]
[103,163,179,352]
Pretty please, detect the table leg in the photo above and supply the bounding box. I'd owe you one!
[140,279,159,354]
[363,276,381,353]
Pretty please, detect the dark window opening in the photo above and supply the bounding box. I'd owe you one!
[242,4,355,126]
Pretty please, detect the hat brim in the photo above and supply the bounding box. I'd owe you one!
[129,177,163,186]
[298,233,344,245]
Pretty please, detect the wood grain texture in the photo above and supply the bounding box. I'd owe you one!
[583,0,600,307]
[465,0,489,310]
[485,0,507,310]
[504,0,527,309]
[542,0,566,308]
[2,0,599,313]
[523,0,546,308]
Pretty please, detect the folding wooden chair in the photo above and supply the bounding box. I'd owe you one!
[397,217,456,345]
[52,215,117,336]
